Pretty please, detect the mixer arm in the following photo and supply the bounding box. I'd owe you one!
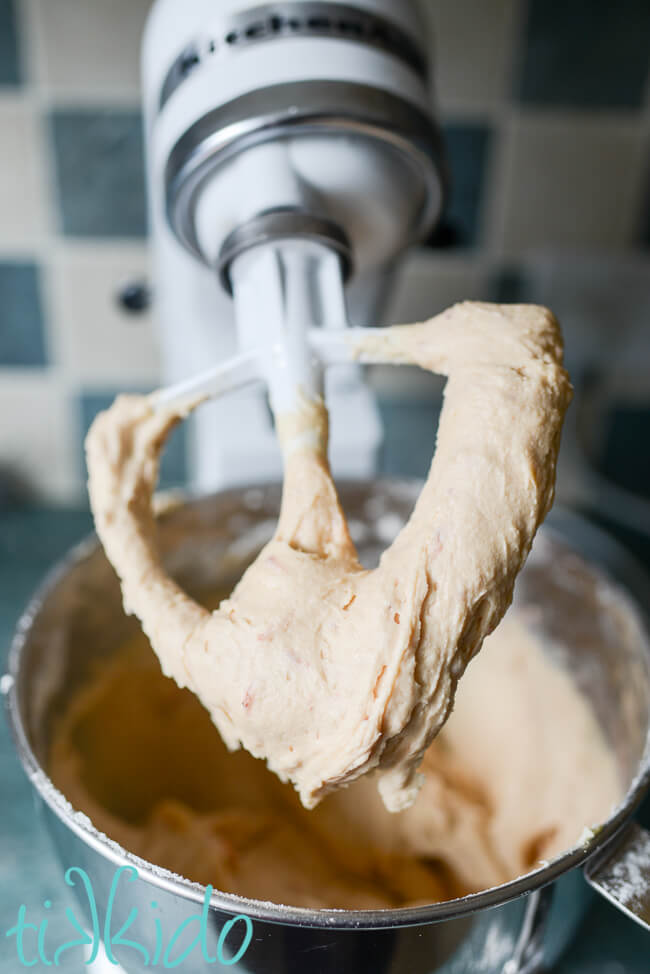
[152,324,383,412]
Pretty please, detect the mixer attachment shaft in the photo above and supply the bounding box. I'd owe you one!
[155,236,382,463]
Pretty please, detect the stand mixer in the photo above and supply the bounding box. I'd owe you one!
[142,0,446,489]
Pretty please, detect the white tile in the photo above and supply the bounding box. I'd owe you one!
[0,95,49,253]
[511,253,650,371]
[372,252,487,399]
[423,0,520,113]
[26,0,151,99]
[49,244,161,385]
[496,113,648,257]
[0,372,76,502]
[386,251,487,321]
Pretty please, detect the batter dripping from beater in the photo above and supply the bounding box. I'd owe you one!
[85,301,572,813]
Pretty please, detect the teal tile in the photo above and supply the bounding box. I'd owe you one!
[425,123,492,249]
[555,893,650,973]
[79,392,188,490]
[489,266,535,304]
[377,400,440,478]
[0,509,94,650]
[518,0,650,109]
[640,167,650,248]
[600,406,650,499]
[50,110,146,238]
[0,263,47,367]
[0,0,20,85]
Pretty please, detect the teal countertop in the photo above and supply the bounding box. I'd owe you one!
[1,506,649,973]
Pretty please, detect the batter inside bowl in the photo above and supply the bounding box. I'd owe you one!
[48,608,621,910]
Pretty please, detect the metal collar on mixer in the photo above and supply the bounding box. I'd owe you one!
[217,209,353,294]
[164,80,447,268]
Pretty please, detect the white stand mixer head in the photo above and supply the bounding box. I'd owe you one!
[142,0,446,488]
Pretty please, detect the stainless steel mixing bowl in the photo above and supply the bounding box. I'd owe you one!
[5,482,650,974]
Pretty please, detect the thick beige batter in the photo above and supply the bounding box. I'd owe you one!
[48,611,621,909]
[85,302,572,811]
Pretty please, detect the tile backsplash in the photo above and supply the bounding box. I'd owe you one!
[517,0,650,109]
[0,0,648,503]
[50,109,147,238]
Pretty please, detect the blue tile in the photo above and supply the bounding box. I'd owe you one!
[0,262,47,367]
[425,123,492,249]
[377,400,441,478]
[50,110,147,238]
[600,405,650,499]
[79,392,188,490]
[640,167,650,248]
[587,510,650,580]
[518,0,650,109]
[0,0,21,86]
[489,265,535,304]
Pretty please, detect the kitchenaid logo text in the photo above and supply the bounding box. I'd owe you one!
[5,866,253,969]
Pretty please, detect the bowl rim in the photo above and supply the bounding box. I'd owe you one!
[5,485,650,930]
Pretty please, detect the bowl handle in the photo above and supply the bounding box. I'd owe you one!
[584,823,650,931]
